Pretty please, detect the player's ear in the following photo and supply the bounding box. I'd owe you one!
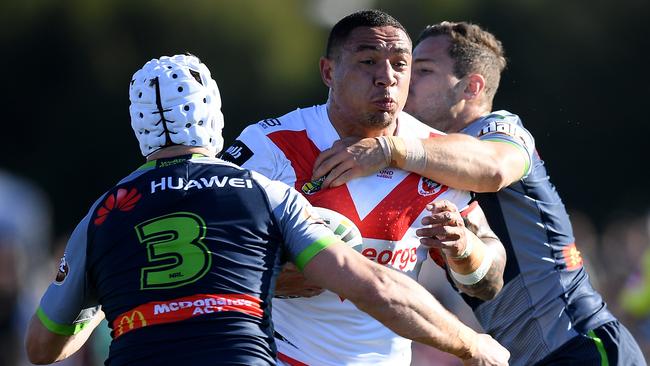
[463,73,486,100]
[320,56,334,88]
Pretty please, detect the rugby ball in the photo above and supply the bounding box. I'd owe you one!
[312,207,363,252]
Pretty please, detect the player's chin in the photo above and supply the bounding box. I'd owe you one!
[365,111,395,128]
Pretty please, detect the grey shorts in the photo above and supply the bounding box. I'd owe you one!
[534,320,646,366]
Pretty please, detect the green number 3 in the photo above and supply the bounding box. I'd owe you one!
[135,212,211,290]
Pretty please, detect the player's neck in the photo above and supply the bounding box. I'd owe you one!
[452,104,491,132]
[146,146,212,161]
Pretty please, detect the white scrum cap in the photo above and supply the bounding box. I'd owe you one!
[129,54,224,156]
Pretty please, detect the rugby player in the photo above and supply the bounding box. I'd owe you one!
[219,10,508,366]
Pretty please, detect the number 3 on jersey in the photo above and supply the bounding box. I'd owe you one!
[135,212,211,290]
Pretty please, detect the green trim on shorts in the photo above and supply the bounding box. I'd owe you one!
[484,138,531,178]
[295,235,338,271]
[587,329,609,366]
[36,307,89,336]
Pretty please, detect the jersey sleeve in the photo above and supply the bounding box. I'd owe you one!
[37,213,100,335]
[475,113,536,178]
[220,123,283,180]
[251,171,339,271]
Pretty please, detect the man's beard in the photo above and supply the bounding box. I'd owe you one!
[361,110,394,128]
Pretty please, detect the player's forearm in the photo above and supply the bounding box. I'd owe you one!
[383,134,518,192]
[305,246,480,359]
[25,310,104,364]
[350,264,478,359]
[445,207,506,300]
[447,235,505,300]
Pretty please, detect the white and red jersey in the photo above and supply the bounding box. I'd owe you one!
[221,104,472,365]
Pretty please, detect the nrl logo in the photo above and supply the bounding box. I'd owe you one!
[418,177,443,196]
[55,254,69,284]
[301,176,325,195]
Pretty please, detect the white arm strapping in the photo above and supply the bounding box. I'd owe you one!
[375,136,427,172]
[449,249,494,286]
[402,137,427,172]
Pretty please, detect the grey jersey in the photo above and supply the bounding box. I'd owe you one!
[37,155,340,366]
[460,111,615,366]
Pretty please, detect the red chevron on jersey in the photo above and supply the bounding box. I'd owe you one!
[268,130,448,241]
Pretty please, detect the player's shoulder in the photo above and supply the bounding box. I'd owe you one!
[189,155,246,170]
[464,110,535,158]
[462,110,530,137]
[487,110,523,124]
[397,111,447,138]
[473,110,524,128]
[189,157,289,193]
[247,169,302,208]
[241,104,326,137]
[221,105,327,166]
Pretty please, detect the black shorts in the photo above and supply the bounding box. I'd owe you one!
[534,320,646,366]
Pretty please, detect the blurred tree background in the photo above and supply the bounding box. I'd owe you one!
[1,0,648,236]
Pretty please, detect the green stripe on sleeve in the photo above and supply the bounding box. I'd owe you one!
[484,138,531,178]
[36,307,89,336]
[294,235,339,271]
[587,329,609,366]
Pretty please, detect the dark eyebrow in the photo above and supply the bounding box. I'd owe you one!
[355,44,411,55]
[413,57,435,64]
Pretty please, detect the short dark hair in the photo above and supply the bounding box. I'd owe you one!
[416,21,506,101]
[325,9,410,59]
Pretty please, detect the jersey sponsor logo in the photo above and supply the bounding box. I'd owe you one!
[94,187,141,225]
[418,177,444,196]
[112,293,262,339]
[301,176,325,195]
[54,254,69,284]
[152,297,256,315]
[479,121,532,149]
[562,243,583,271]
[376,169,394,179]
[150,176,253,193]
[115,310,147,338]
[257,118,281,129]
[219,140,254,166]
[361,246,418,271]
[157,158,188,168]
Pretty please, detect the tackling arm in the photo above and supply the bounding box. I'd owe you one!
[312,134,528,192]
[303,242,509,364]
[391,134,528,192]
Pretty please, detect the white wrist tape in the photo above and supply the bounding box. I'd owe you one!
[375,136,392,166]
[450,249,493,285]
[402,137,427,172]
[450,238,474,260]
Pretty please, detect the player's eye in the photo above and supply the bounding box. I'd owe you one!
[393,61,408,69]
